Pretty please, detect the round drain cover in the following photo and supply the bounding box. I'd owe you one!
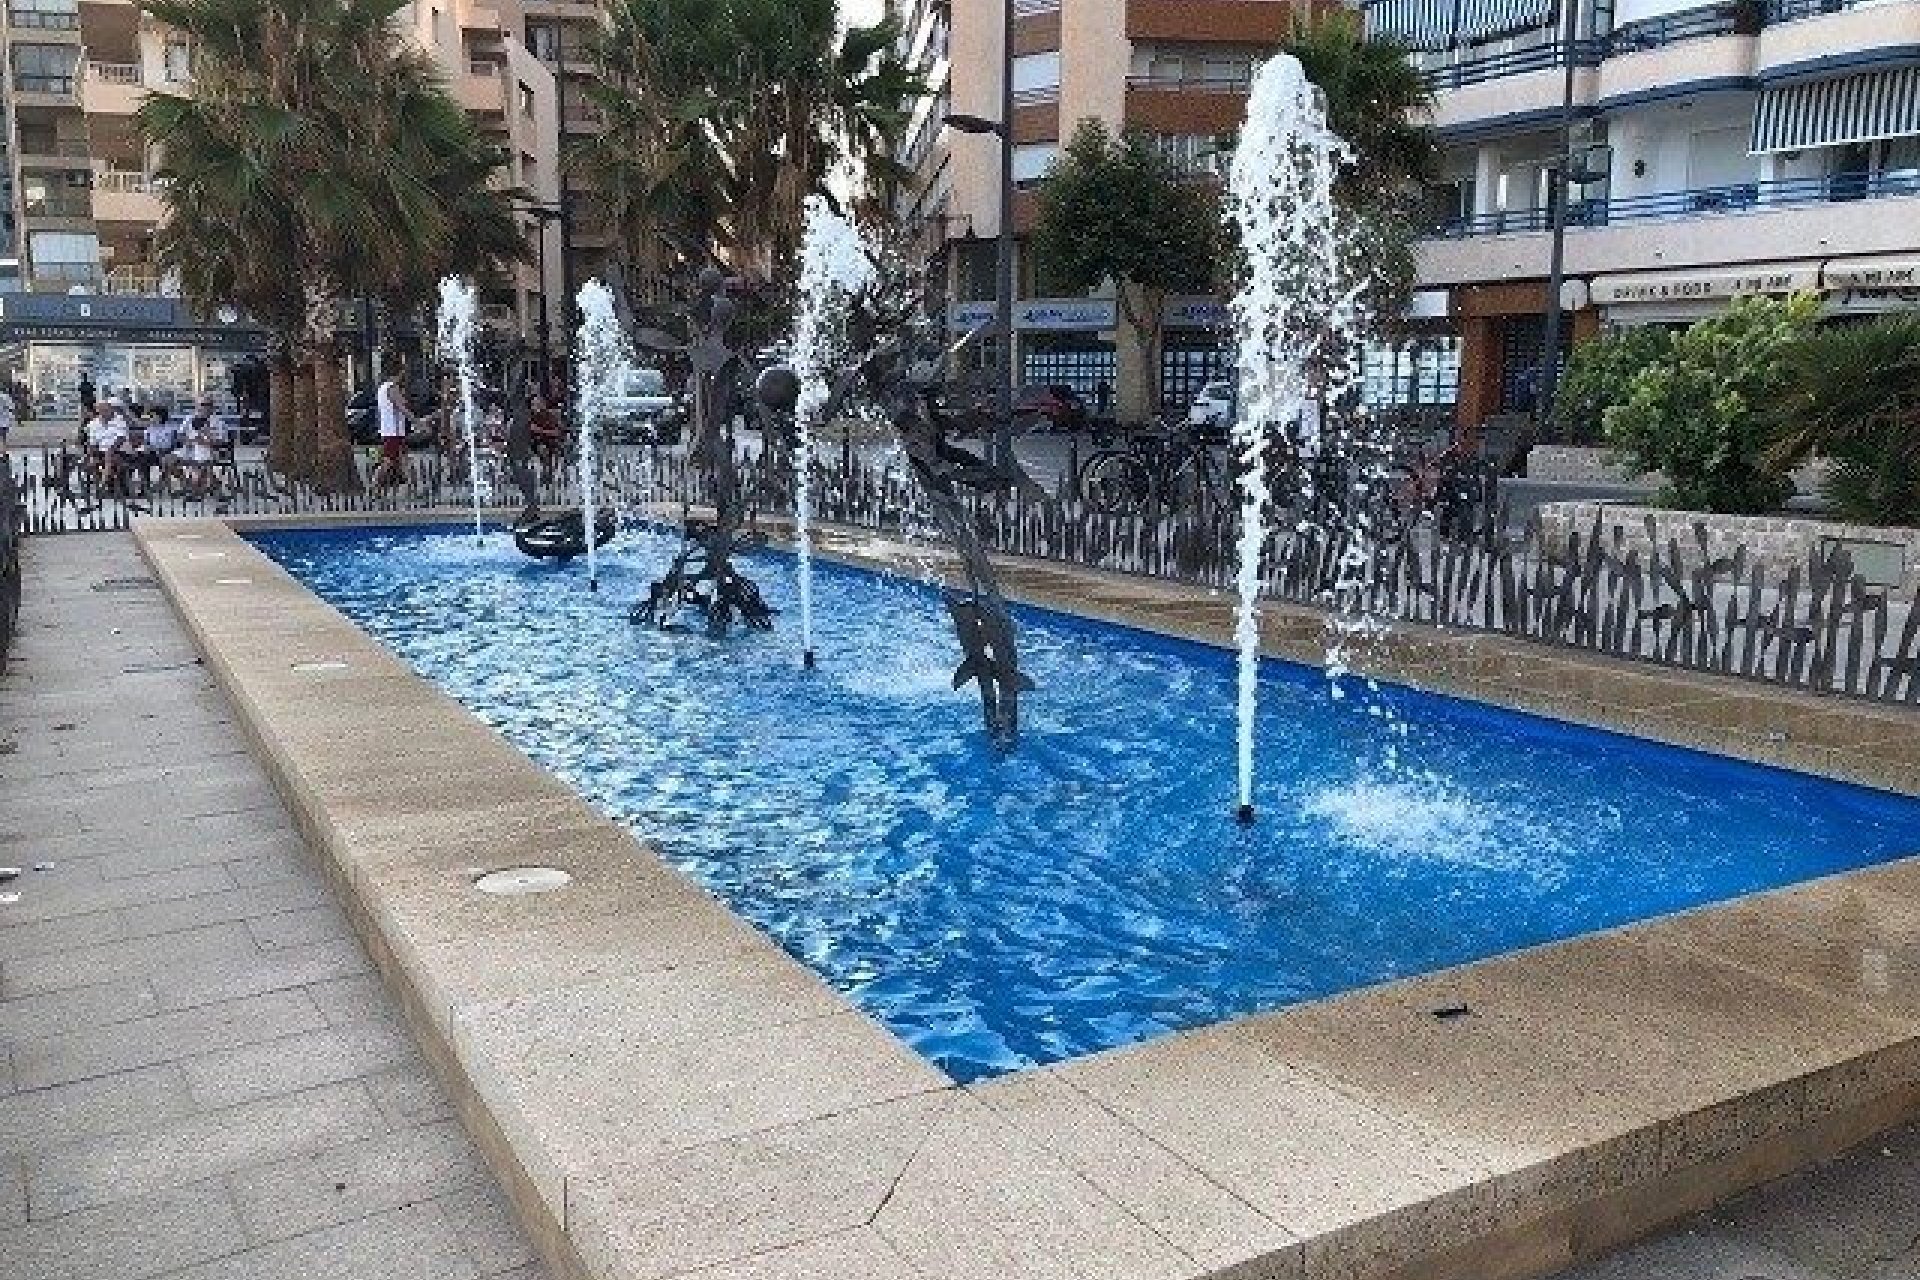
[473,867,572,896]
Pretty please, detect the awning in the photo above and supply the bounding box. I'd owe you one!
[1363,0,1457,52]
[1751,65,1920,154]
[1453,0,1557,43]
[1589,264,1821,306]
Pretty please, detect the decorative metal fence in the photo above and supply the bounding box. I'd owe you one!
[11,442,1919,705]
[1,458,21,670]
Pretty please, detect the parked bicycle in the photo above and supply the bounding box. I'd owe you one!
[1076,421,1231,516]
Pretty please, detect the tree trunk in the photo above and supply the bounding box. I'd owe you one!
[290,360,318,484]
[265,336,298,480]
[311,347,356,494]
[1119,285,1167,420]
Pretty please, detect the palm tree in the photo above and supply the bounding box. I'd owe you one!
[578,0,921,284]
[1279,11,1438,325]
[1768,315,1920,525]
[139,0,525,492]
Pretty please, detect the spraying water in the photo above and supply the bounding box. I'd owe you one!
[574,280,636,592]
[1224,55,1360,823]
[790,197,877,669]
[435,277,486,541]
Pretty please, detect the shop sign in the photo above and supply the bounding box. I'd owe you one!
[947,301,995,332]
[1590,266,1820,305]
[1015,299,1117,332]
[1824,257,1920,291]
[1167,297,1231,329]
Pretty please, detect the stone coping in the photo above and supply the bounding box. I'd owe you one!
[136,513,1920,1280]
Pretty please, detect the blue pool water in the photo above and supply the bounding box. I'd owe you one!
[256,525,1920,1083]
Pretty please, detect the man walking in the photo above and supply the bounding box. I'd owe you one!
[371,355,413,491]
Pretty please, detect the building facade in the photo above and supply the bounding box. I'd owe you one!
[1380,0,1920,433]
[0,0,562,418]
[896,0,1310,421]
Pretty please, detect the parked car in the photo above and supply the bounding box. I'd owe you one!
[603,368,681,445]
[1186,380,1234,440]
[1013,384,1091,435]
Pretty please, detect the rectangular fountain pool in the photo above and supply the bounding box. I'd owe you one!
[254,524,1920,1084]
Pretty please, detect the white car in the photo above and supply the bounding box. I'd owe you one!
[607,368,673,422]
[1187,380,1234,436]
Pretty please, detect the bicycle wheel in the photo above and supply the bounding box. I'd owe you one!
[1078,452,1154,516]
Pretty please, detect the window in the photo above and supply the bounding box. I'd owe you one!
[1011,52,1060,98]
[527,22,558,61]
[1011,142,1057,187]
[6,0,77,29]
[1022,335,1117,400]
[11,43,77,94]
[431,6,444,42]
[518,80,534,116]
[163,40,191,84]
[1147,134,1225,178]
[1361,338,1462,408]
[29,230,99,281]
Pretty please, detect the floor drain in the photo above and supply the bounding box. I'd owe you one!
[92,577,158,592]
[290,660,349,673]
[473,867,572,896]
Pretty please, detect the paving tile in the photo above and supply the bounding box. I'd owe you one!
[151,1198,482,1280]
[0,909,129,962]
[1,922,260,999]
[0,863,236,929]
[0,1180,249,1280]
[150,934,374,1010]
[183,1018,420,1109]
[13,989,326,1090]
[669,1230,924,1280]
[1,1152,24,1228]
[26,1079,389,1219]
[0,1063,196,1156]
[363,1063,457,1128]
[226,1118,487,1245]
[435,1181,540,1276]
[0,978,159,1048]
[568,1092,959,1280]
[246,903,351,951]
[303,974,391,1028]
[225,849,324,889]
[113,878,334,939]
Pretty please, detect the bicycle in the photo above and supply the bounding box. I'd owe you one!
[1077,421,1231,517]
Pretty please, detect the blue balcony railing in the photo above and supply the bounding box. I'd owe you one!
[1416,1,1763,91]
[1765,0,1861,21]
[1427,169,1920,237]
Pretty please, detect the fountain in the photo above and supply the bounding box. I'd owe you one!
[434,277,487,542]
[1224,55,1363,823]
[572,280,634,591]
[789,196,877,669]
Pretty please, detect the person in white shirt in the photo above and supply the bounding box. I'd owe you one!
[372,355,413,490]
[141,411,181,495]
[85,399,132,495]
[179,402,218,499]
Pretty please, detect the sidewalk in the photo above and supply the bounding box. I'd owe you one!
[0,532,546,1280]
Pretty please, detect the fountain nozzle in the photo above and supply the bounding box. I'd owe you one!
[802,649,817,670]
[1235,803,1255,826]
[588,578,599,594]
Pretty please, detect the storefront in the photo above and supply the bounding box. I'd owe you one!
[949,298,1119,402]
[0,293,265,421]
[1159,297,1232,413]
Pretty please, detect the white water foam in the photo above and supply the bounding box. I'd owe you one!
[434,276,487,541]
[574,281,637,591]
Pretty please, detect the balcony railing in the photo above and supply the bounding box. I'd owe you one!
[1012,84,1059,107]
[1418,37,1603,90]
[101,271,162,296]
[1012,0,1061,15]
[1428,170,1920,236]
[1766,0,1868,20]
[1608,1,1761,51]
[96,169,160,193]
[23,192,91,218]
[18,137,93,158]
[7,9,78,28]
[12,73,75,96]
[85,60,141,85]
[1125,73,1254,94]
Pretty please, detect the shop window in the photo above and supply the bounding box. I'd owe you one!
[1161,338,1230,412]
[1022,336,1116,400]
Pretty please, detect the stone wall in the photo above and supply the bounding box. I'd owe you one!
[1536,501,1920,592]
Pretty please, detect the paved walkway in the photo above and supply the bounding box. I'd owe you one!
[0,532,547,1280]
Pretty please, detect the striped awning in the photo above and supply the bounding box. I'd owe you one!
[1751,65,1920,154]
[1453,0,1557,43]
[1363,0,1456,52]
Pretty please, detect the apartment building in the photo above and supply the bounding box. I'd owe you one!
[1384,0,1920,433]
[897,0,1311,420]
[522,0,615,298]
[0,0,562,417]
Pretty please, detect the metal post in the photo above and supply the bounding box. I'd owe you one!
[994,0,1016,470]
[1536,0,1583,439]
[554,46,576,403]
[534,217,552,393]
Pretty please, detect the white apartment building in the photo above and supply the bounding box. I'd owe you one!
[1374,0,1920,430]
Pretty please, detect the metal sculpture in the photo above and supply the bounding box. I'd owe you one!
[626,266,777,634]
[513,508,616,561]
[786,266,1043,744]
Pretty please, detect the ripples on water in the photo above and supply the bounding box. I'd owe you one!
[256,525,1920,1082]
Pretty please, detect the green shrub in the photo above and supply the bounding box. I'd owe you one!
[1603,295,1819,514]
[1548,324,1672,445]
[1769,314,1920,527]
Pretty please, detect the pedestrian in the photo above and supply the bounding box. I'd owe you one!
[0,387,14,451]
[505,385,539,526]
[85,398,131,496]
[141,407,181,496]
[78,372,96,421]
[371,355,414,491]
[179,404,217,500]
[529,393,563,484]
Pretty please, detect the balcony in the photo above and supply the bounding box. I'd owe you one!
[455,66,505,116]
[1419,38,1604,92]
[11,72,76,105]
[22,190,92,221]
[1419,170,1920,283]
[15,137,94,165]
[1126,0,1297,44]
[81,59,144,114]
[1123,74,1252,134]
[92,169,165,224]
[1757,0,1920,79]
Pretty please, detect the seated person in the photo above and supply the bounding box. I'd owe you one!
[140,411,182,495]
[84,400,132,496]
[178,411,216,499]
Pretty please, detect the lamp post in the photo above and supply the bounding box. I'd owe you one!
[944,0,1017,468]
[1535,0,1585,439]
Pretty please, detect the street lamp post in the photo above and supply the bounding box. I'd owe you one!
[944,0,1018,469]
[1536,0,1585,439]
[513,201,566,398]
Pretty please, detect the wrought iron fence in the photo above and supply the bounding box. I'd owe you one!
[1,458,21,670]
[12,443,1919,705]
